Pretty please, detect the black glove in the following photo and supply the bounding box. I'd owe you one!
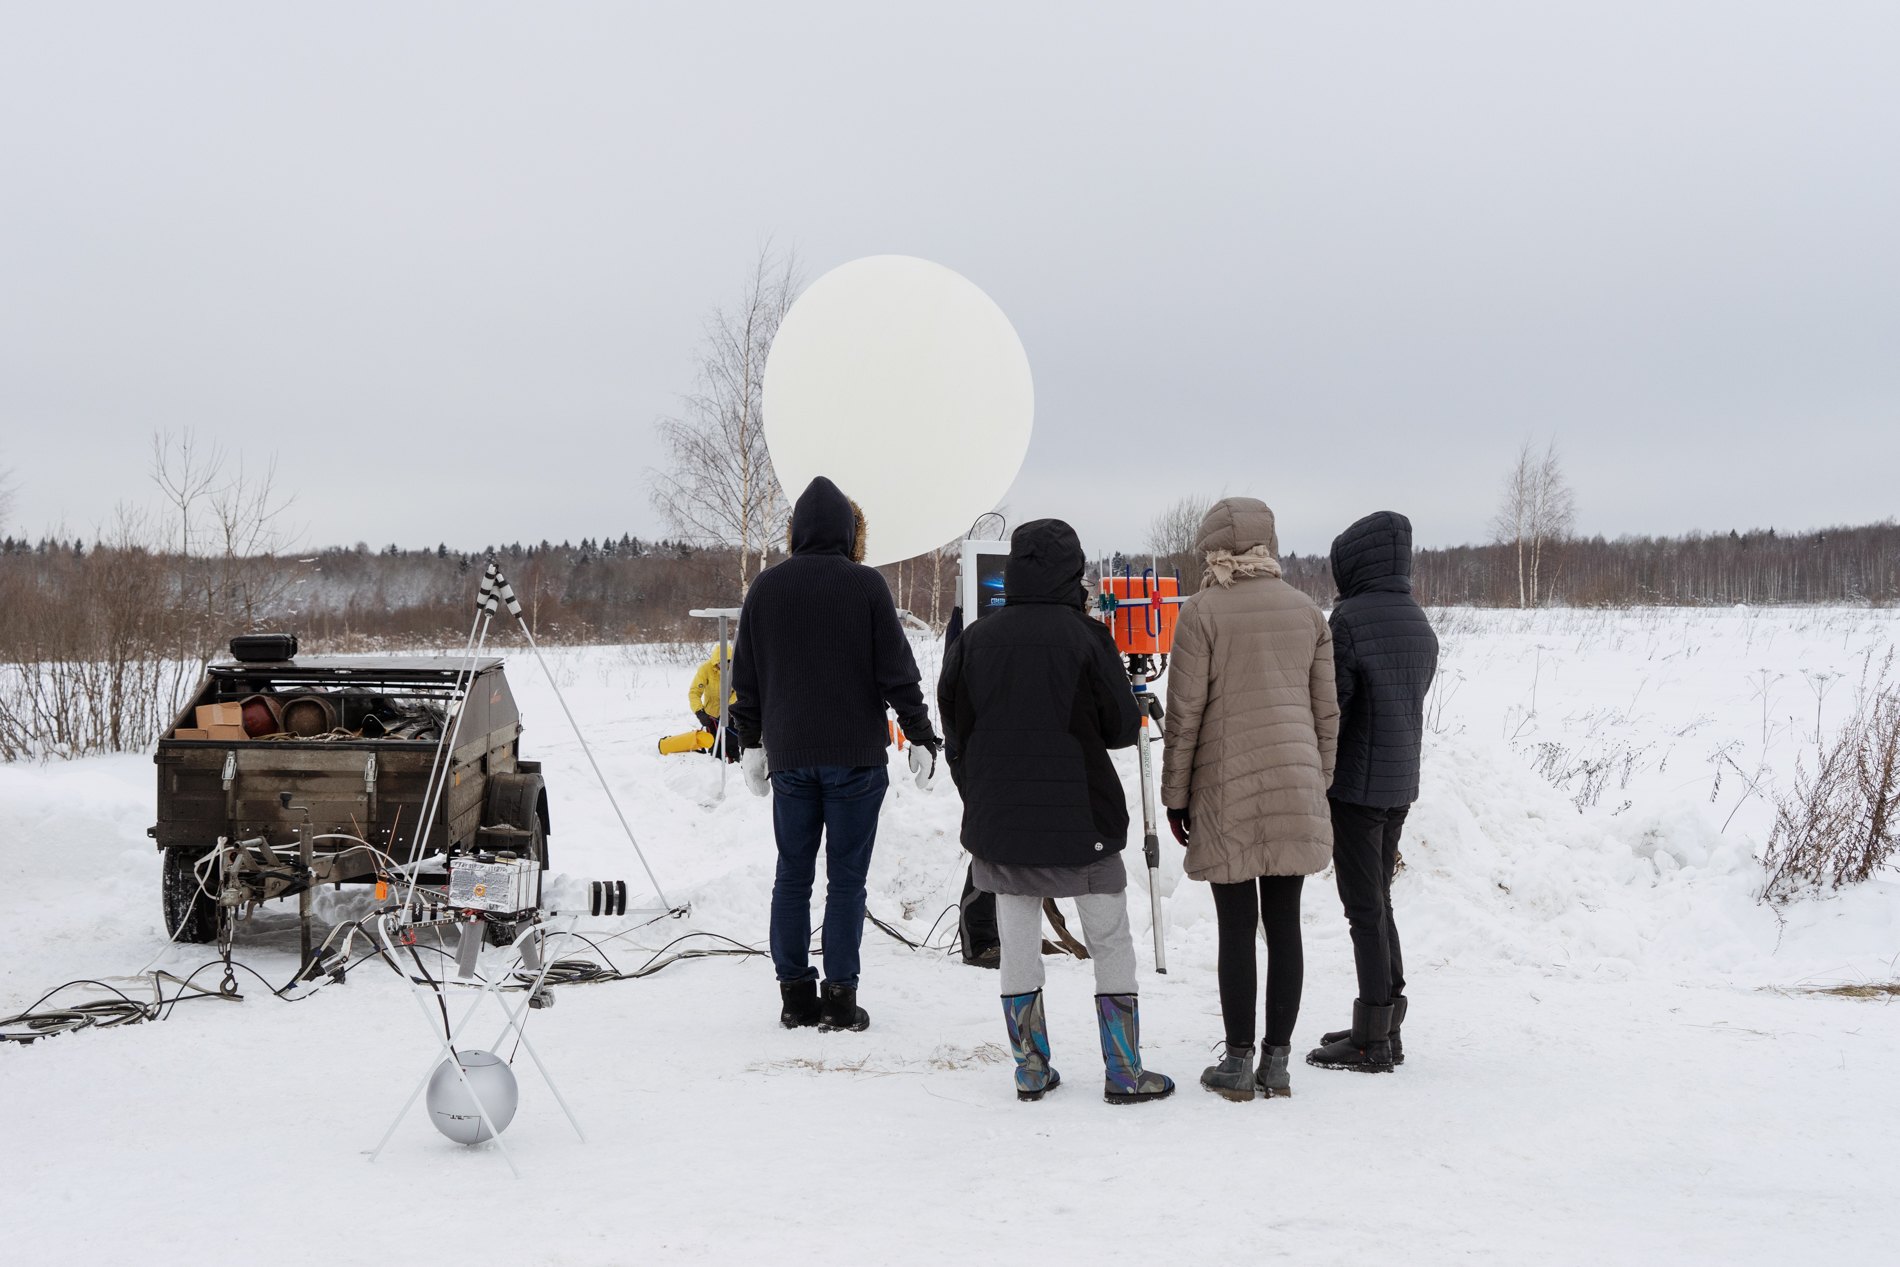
[695,709,718,733]
[898,716,939,749]
[1166,807,1190,847]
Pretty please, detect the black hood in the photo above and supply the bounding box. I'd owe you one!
[1331,511,1415,599]
[1004,519,1087,608]
[788,476,864,560]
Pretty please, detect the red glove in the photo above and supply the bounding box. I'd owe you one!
[1166,807,1190,847]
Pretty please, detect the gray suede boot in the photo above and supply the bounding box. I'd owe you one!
[1199,1043,1257,1102]
[1255,1044,1293,1098]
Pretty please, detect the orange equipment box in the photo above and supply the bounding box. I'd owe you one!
[1101,574,1180,656]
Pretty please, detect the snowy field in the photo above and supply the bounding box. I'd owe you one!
[4,606,1898,1265]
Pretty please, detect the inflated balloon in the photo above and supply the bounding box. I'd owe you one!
[763,256,1034,568]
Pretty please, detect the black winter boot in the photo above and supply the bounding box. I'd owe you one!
[779,980,822,1029]
[818,981,870,1032]
[1307,999,1395,1072]
[1320,994,1406,1064]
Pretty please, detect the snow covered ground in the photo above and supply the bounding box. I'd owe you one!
[4,607,1898,1265]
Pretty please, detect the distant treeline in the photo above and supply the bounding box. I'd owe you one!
[0,533,958,658]
[1413,521,1898,608]
[1128,521,1900,609]
[1,521,1895,666]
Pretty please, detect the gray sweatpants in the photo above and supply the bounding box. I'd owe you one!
[996,892,1139,996]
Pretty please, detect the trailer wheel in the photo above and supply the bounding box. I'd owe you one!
[162,846,221,944]
[484,773,550,870]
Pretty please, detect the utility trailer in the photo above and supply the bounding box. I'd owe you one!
[149,645,551,957]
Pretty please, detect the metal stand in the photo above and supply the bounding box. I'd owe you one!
[369,915,585,1176]
[401,564,500,915]
[369,563,682,1172]
[1097,559,1188,976]
[1127,657,1168,974]
[690,608,742,800]
[495,576,677,914]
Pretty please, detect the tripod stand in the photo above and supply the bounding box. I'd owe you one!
[1124,653,1168,973]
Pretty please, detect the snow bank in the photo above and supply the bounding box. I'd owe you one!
[3,608,1898,1265]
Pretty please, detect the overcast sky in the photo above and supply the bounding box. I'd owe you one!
[3,3,1896,558]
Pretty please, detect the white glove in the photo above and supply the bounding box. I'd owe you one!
[741,747,770,797]
[907,742,938,791]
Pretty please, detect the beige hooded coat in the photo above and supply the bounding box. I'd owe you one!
[1160,498,1340,882]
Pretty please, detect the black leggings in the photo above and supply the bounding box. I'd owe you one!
[1210,874,1305,1049]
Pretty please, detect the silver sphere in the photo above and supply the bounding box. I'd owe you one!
[426,1049,519,1145]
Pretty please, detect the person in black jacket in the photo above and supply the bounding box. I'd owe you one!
[938,519,1174,1105]
[730,476,940,1033]
[1307,510,1439,1073]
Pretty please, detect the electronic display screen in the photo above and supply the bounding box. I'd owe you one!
[959,539,1012,623]
[973,552,1008,619]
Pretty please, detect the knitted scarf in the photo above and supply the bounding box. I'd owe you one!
[1202,544,1283,588]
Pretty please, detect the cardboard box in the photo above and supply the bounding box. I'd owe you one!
[195,702,245,730]
[203,725,249,741]
[174,727,210,740]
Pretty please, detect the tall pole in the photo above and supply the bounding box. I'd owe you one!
[714,613,731,797]
[1130,666,1167,974]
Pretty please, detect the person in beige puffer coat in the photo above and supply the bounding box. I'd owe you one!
[1160,496,1339,1101]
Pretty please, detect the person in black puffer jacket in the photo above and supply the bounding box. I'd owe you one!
[730,476,940,1034]
[938,519,1173,1105]
[1308,510,1439,1075]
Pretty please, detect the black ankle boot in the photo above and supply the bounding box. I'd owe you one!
[779,980,822,1029]
[1306,999,1395,1072]
[818,981,870,1032]
[1320,994,1406,1064]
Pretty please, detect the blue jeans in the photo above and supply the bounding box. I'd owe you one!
[769,764,889,986]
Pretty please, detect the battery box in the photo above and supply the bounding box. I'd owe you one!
[448,854,541,915]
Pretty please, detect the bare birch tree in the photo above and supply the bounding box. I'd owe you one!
[651,247,801,597]
[1147,493,1212,593]
[1490,438,1576,607]
[151,429,297,669]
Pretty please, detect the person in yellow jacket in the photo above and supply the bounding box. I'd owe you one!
[661,650,740,757]
[688,651,736,734]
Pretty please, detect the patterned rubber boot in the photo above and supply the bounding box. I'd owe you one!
[1256,1044,1294,1098]
[1094,993,1175,1105]
[1199,1043,1257,1102]
[1002,990,1061,1102]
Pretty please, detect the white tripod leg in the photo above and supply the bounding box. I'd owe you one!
[1136,702,1167,974]
[368,917,522,1176]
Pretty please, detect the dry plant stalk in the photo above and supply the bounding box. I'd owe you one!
[1762,650,1900,902]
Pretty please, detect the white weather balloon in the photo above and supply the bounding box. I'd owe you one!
[763,255,1034,568]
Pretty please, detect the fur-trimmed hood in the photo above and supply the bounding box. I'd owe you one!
[786,476,867,562]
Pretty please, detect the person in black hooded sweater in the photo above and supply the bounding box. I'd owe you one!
[1307,510,1438,1073]
[729,476,940,1033]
